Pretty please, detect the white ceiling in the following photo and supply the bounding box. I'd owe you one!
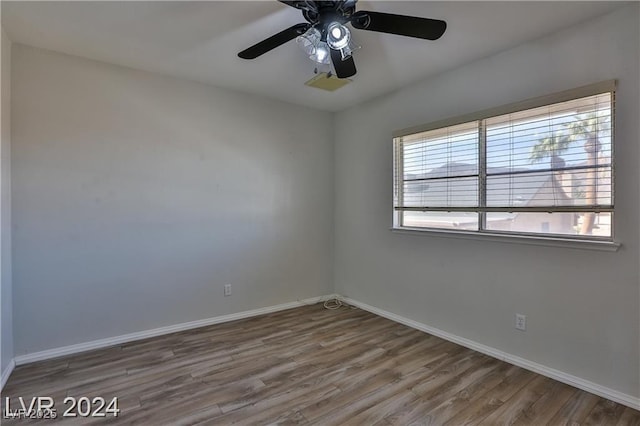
[2,1,627,112]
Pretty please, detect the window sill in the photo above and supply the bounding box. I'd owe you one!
[390,227,621,252]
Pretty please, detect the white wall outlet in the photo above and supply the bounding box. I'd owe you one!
[515,313,526,331]
[224,284,232,296]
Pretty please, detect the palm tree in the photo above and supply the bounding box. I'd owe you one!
[530,113,609,235]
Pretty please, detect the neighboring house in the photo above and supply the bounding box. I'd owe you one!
[403,159,611,235]
[490,170,574,234]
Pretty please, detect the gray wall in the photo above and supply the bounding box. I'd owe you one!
[334,5,639,398]
[1,28,13,375]
[12,45,334,355]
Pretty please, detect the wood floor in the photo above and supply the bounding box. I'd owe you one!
[2,303,639,425]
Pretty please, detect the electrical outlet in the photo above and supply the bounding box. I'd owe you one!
[224,284,232,296]
[515,313,526,331]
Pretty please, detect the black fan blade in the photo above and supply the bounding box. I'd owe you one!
[330,49,357,79]
[351,11,446,40]
[238,23,310,59]
[278,1,317,11]
[278,1,304,9]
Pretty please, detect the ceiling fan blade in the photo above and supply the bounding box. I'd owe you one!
[279,0,322,13]
[351,11,446,40]
[278,1,305,9]
[238,23,310,59]
[330,49,357,79]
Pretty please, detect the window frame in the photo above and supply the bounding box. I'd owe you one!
[392,80,618,247]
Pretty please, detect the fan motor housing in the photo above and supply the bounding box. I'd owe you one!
[303,1,356,26]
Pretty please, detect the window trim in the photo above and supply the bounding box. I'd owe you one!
[390,226,621,252]
[392,80,618,245]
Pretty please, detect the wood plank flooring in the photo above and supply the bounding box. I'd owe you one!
[2,303,639,425]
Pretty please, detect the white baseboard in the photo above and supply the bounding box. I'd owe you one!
[8,293,639,411]
[13,295,334,366]
[1,358,15,392]
[343,297,640,411]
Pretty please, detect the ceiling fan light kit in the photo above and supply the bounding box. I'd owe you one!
[296,27,331,64]
[326,22,350,50]
[238,0,447,80]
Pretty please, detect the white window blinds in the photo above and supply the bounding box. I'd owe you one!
[393,83,614,238]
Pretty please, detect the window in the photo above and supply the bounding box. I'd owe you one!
[393,81,614,240]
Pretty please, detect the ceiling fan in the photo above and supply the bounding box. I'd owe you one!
[238,0,447,79]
